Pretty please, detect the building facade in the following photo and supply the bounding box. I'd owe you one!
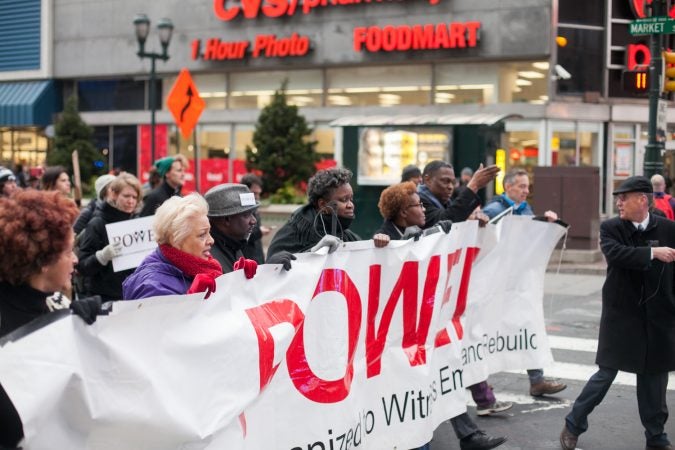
[0,0,671,219]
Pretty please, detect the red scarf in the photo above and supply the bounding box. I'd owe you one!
[159,244,223,279]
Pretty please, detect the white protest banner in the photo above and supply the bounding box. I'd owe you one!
[0,217,567,450]
[105,215,157,272]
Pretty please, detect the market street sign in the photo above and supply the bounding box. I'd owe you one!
[630,16,675,35]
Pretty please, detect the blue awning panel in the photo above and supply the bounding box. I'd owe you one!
[0,80,56,126]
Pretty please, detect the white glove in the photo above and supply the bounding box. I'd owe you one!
[95,241,123,265]
[310,235,342,254]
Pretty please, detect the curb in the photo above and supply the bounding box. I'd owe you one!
[546,265,606,276]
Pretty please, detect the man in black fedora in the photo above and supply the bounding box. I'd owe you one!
[560,176,675,450]
[204,183,294,273]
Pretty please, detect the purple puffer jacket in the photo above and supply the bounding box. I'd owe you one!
[122,248,191,300]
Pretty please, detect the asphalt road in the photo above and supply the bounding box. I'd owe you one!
[430,273,675,450]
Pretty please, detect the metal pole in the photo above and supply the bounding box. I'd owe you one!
[150,56,157,164]
[645,0,666,178]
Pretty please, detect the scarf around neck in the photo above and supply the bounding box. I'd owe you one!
[159,244,223,279]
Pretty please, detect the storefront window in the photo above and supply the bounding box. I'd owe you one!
[327,65,431,107]
[357,126,450,185]
[0,128,49,167]
[112,126,138,174]
[435,61,549,105]
[313,125,335,157]
[78,80,146,111]
[163,74,228,110]
[551,123,601,167]
[505,130,540,170]
[229,70,322,109]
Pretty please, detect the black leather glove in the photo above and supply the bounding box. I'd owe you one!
[266,250,297,271]
[402,225,424,241]
[70,295,106,325]
[437,220,453,234]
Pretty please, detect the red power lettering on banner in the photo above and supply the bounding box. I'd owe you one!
[366,256,440,378]
[452,247,479,340]
[245,299,305,392]
[286,268,362,403]
[434,247,479,347]
[434,249,462,347]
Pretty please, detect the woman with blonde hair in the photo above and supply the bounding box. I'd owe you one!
[77,173,142,301]
[123,193,221,299]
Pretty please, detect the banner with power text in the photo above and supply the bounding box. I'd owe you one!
[0,216,567,450]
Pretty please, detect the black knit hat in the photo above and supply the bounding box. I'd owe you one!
[612,176,653,195]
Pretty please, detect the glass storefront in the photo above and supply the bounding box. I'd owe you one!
[0,128,49,168]
[504,119,604,206]
[157,61,551,112]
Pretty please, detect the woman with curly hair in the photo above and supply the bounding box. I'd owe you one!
[267,167,388,257]
[0,190,83,448]
[375,181,427,238]
[123,193,222,299]
[77,173,142,301]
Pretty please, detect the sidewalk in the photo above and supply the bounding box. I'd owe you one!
[546,257,607,276]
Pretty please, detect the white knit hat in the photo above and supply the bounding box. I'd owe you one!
[94,174,116,200]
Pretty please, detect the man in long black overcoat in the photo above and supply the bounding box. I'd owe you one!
[560,176,675,450]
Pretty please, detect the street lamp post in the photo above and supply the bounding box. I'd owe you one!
[133,14,174,165]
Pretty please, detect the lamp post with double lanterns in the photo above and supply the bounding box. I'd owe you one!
[133,14,174,164]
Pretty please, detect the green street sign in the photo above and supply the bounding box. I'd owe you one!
[630,16,675,35]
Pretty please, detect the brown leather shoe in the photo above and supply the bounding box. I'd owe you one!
[559,425,578,450]
[646,445,674,450]
[530,379,567,396]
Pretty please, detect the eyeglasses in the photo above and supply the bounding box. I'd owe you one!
[406,202,424,209]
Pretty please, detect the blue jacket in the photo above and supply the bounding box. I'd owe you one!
[482,195,534,219]
[122,248,191,300]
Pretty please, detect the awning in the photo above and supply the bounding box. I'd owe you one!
[0,80,57,126]
[330,113,522,127]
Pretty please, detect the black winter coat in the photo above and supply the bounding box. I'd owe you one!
[596,215,675,374]
[417,185,481,229]
[210,227,246,274]
[267,204,360,257]
[77,202,135,301]
[375,219,406,240]
[140,181,181,217]
[73,199,103,235]
[0,281,57,448]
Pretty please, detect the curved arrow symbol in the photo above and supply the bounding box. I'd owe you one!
[180,86,193,123]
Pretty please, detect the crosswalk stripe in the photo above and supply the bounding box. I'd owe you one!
[548,335,598,353]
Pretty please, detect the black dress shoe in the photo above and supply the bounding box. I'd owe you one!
[459,430,507,450]
[646,444,674,450]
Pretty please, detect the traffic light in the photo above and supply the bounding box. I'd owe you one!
[622,69,649,95]
[663,51,675,92]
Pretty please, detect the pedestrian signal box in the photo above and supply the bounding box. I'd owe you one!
[622,70,649,95]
